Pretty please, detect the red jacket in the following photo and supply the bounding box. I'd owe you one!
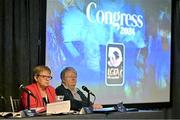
[20,83,56,111]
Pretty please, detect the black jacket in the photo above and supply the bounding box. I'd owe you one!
[55,84,90,111]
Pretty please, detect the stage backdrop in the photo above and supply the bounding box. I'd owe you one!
[46,0,171,105]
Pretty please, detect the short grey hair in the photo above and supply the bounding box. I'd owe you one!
[60,67,77,83]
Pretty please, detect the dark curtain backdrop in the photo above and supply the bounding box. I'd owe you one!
[0,0,180,118]
[0,0,45,111]
[170,0,180,118]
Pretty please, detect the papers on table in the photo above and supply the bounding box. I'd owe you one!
[46,100,70,115]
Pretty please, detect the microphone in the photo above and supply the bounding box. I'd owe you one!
[0,95,5,99]
[0,95,6,104]
[82,86,95,97]
[18,83,36,98]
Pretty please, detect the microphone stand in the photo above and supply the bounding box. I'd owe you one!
[24,91,36,117]
[87,91,90,107]
[27,92,30,110]
[23,89,32,110]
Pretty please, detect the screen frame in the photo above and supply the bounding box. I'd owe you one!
[43,0,173,109]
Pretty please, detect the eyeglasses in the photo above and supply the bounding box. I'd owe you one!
[37,75,53,80]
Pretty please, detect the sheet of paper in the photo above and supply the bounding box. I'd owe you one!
[46,100,70,115]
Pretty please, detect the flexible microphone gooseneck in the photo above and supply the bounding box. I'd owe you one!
[18,83,37,110]
[82,86,95,96]
[82,86,96,106]
[18,84,36,98]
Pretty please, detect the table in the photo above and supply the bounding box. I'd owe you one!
[0,110,165,119]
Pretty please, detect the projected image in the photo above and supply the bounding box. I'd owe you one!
[46,0,171,104]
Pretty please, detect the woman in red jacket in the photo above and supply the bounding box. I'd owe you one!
[20,65,56,112]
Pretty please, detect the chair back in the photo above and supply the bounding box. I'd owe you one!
[9,96,20,113]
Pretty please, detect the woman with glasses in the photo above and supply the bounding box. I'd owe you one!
[20,65,56,112]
